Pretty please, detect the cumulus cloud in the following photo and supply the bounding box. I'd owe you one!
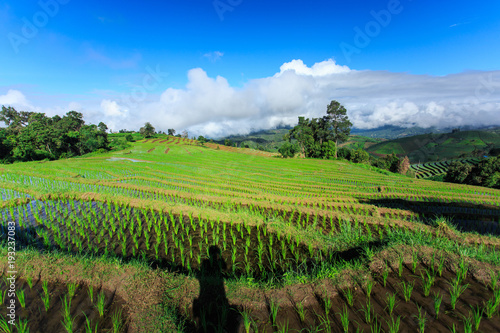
[133,59,499,137]
[277,59,351,76]
[0,89,35,110]
[2,59,500,137]
[100,99,127,117]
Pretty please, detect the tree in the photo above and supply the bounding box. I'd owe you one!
[288,116,314,156]
[181,130,188,138]
[197,135,207,146]
[168,129,176,136]
[466,157,500,188]
[444,161,472,184]
[321,140,336,160]
[278,142,299,158]
[139,122,155,138]
[325,101,352,158]
[224,139,232,146]
[384,154,401,173]
[350,148,369,164]
[0,106,110,163]
[125,134,134,142]
[337,147,351,160]
[98,122,108,133]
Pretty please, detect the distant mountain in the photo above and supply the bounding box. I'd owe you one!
[214,125,500,162]
[213,128,291,152]
[351,125,500,139]
[365,129,500,163]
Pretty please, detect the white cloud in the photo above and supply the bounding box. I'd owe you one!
[277,59,351,76]
[100,99,127,117]
[0,89,35,110]
[2,59,500,137]
[203,51,224,62]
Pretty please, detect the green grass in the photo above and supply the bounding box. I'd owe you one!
[0,135,499,332]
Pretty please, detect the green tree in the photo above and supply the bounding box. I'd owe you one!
[337,147,351,160]
[0,106,110,163]
[384,153,401,173]
[278,142,299,158]
[466,157,500,188]
[444,161,472,184]
[321,140,336,160]
[224,139,232,146]
[197,135,207,146]
[167,128,176,136]
[350,148,369,164]
[325,101,352,158]
[140,122,155,138]
[125,134,134,142]
[289,116,314,156]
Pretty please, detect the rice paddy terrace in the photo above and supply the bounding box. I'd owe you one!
[1,135,500,332]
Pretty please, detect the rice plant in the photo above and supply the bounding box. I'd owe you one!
[16,289,26,308]
[295,301,307,323]
[385,292,398,315]
[433,291,443,319]
[83,312,98,333]
[462,315,473,333]
[317,313,332,333]
[483,295,500,318]
[0,315,11,333]
[365,279,374,299]
[381,267,389,287]
[449,280,468,310]
[96,291,106,317]
[437,255,445,277]
[414,305,427,333]
[400,281,414,302]
[26,276,33,289]
[269,299,280,327]
[360,299,374,324]
[67,282,78,299]
[61,295,74,333]
[239,308,253,333]
[338,305,350,333]
[323,294,332,317]
[386,315,402,333]
[411,252,418,274]
[111,309,123,333]
[17,318,29,333]
[88,285,94,303]
[420,270,435,297]
[343,288,355,306]
[370,315,382,333]
[469,305,482,331]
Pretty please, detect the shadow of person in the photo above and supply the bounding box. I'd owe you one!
[192,246,240,333]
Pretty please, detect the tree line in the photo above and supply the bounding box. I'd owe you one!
[0,106,110,163]
[444,158,500,189]
[280,100,412,176]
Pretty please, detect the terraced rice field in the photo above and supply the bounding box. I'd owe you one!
[410,158,481,179]
[1,136,500,332]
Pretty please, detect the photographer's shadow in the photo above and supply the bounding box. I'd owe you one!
[192,246,240,333]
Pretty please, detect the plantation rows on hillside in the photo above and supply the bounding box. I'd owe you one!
[1,136,500,332]
[410,158,480,179]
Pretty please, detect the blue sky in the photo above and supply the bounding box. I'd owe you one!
[0,0,499,136]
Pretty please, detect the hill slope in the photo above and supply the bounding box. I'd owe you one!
[1,135,500,332]
[366,129,500,163]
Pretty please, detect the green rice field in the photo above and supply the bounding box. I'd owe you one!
[1,136,500,332]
